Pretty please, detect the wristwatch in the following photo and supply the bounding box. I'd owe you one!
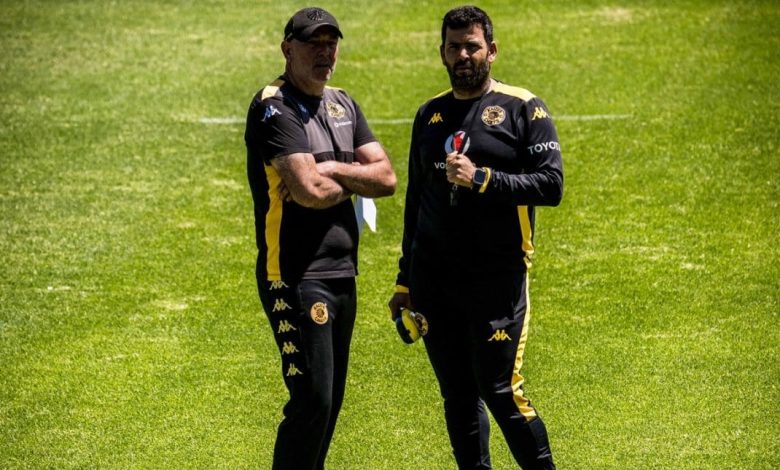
[472,167,488,192]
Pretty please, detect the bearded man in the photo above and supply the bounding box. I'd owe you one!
[388,6,563,469]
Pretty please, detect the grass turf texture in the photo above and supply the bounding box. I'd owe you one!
[1,0,778,468]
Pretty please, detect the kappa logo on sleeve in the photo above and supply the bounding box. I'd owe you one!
[261,105,282,122]
[531,106,549,120]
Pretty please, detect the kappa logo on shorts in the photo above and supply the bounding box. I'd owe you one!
[277,320,297,333]
[269,280,289,290]
[273,298,292,312]
[286,363,303,376]
[310,302,329,325]
[481,105,506,126]
[488,329,512,342]
[281,341,299,355]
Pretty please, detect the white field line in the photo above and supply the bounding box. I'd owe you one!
[200,117,245,124]
[199,114,630,125]
[558,114,631,121]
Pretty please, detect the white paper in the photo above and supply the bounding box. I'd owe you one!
[354,196,377,233]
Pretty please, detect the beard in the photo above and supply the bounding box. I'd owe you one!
[446,59,491,93]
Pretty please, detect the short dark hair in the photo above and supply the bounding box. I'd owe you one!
[441,6,493,45]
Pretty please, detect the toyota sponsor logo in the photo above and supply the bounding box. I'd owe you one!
[527,141,560,155]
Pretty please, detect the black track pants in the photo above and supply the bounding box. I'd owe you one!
[258,277,357,470]
[413,271,555,470]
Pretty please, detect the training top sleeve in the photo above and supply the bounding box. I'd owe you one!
[246,95,310,163]
[395,109,425,289]
[486,97,564,206]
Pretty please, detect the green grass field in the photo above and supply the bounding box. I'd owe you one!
[1,0,778,468]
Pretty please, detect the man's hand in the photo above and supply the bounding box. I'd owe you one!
[315,143,397,198]
[315,159,348,178]
[279,181,292,202]
[388,292,412,321]
[445,151,477,188]
[272,152,352,209]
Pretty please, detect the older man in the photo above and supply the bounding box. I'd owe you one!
[245,7,396,469]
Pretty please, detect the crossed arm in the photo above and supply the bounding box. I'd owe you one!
[272,141,396,209]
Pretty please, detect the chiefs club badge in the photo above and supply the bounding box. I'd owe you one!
[444,130,470,154]
[310,302,328,325]
[325,101,346,119]
[481,105,506,126]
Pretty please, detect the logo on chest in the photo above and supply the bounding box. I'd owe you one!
[326,101,346,119]
[481,105,506,126]
[326,100,352,128]
[444,130,470,154]
[428,112,444,125]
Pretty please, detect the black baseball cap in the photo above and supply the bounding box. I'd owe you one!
[284,7,343,41]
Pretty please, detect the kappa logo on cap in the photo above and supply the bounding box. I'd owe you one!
[285,7,342,41]
[307,8,325,21]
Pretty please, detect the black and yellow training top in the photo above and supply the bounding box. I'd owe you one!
[245,77,376,282]
[396,82,564,290]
